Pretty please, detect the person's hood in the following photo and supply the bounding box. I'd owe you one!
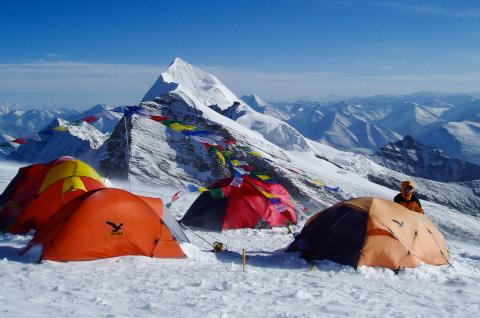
[401,180,415,200]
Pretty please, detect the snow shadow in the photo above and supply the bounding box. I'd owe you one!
[0,245,39,263]
[214,249,348,273]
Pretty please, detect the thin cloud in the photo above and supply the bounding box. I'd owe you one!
[383,1,480,18]
[0,60,479,106]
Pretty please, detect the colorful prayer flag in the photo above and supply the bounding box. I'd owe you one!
[209,188,225,199]
[242,165,255,171]
[269,198,282,205]
[11,138,27,145]
[313,179,325,187]
[224,139,236,145]
[161,120,180,127]
[230,170,243,188]
[249,151,263,157]
[259,189,276,199]
[149,115,168,122]
[170,123,196,131]
[222,150,233,158]
[187,184,199,192]
[82,115,99,123]
[53,126,69,132]
[187,184,209,193]
[182,130,210,136]
[171,190,182,203]
[255,174,271,181]
[212,147,226,166]
[230,160,241,166]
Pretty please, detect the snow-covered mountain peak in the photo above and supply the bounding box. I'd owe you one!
[142,57,243,110]
[0,103,10,114]
[240,94,269,111]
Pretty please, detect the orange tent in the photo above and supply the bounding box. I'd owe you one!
[0,157,105,233]
[288,197,449,270]
[25,188,187,261]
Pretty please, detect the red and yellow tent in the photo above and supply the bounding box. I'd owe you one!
[0,157,105,233]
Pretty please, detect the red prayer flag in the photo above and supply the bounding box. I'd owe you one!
[149,115,168,122]
[82,115,99,123]
[11,138,27,145]
[171,191,182,203]
[200,142,214,149]
[224,139,236,145]
[242,165,255,171]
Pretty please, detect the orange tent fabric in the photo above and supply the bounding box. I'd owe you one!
[0,157,105,233]
[26,188,186,261]
[288,197,449,270]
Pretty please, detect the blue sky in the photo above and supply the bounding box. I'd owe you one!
[1,0,479,107]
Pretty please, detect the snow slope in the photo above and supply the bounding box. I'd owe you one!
[314,110,401,153]
[374,102,442,136]
[1,155,480,317]
[96,96,326,208]
[310,141,480,217]
[418,121,480,165]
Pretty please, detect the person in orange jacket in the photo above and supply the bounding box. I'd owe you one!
[394,181,424,214]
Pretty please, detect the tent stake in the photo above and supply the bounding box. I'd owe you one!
[243,249,247,272]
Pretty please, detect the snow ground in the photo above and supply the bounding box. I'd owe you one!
[1,161,480,318]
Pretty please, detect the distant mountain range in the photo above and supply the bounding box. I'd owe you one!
[373,135,480,182]
[252,92,480,164]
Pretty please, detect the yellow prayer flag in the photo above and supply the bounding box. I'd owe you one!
[230,160,241,166]
[249,151,263,157]
[259,189,276,199]
[53,126,69,132]
[214,148,226,166]
[170,123,197,131]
